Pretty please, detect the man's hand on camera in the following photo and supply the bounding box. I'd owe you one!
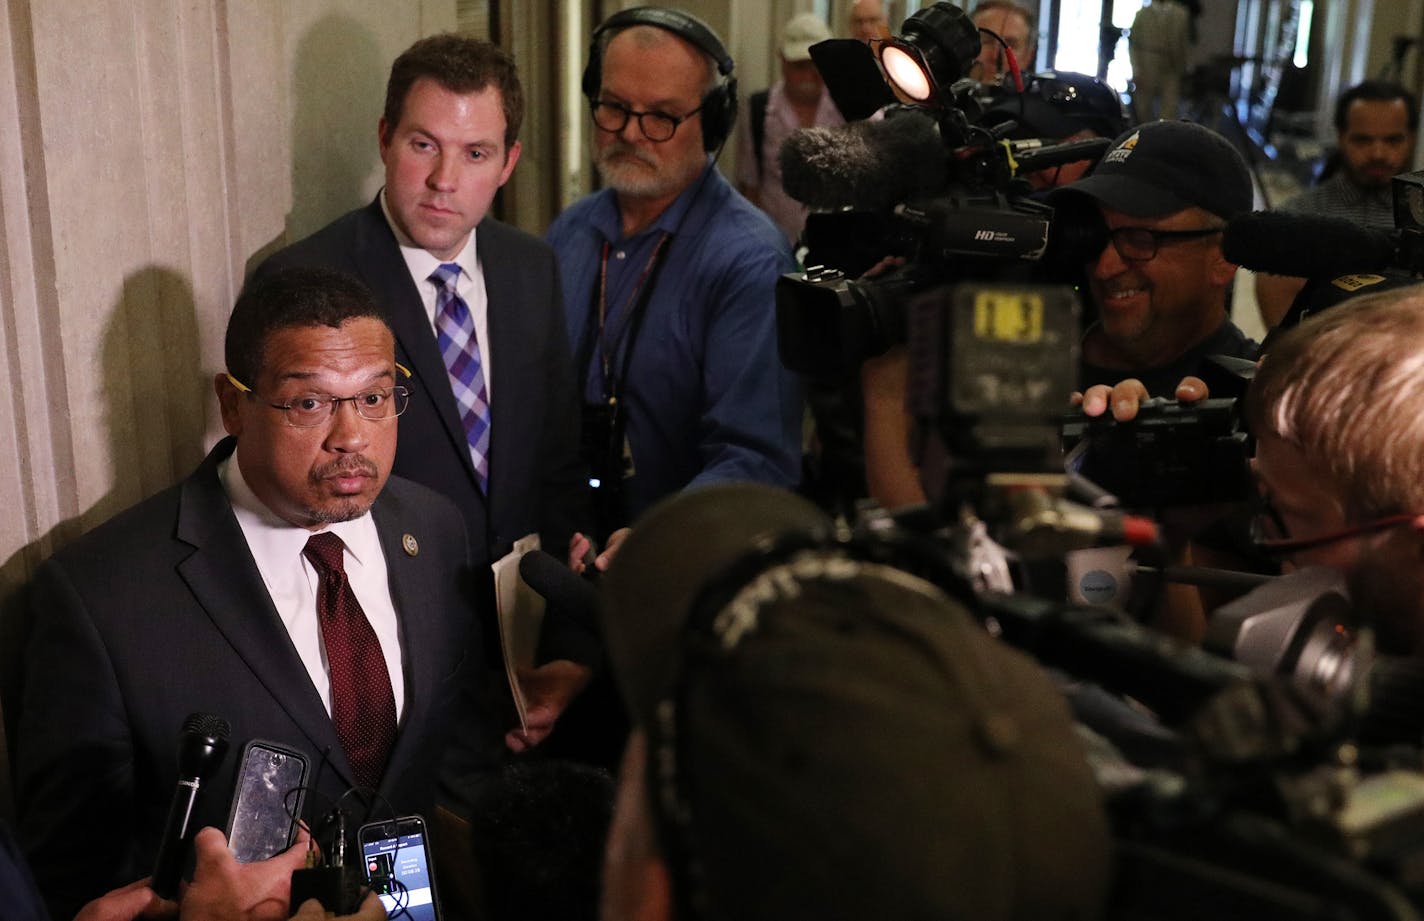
[1072,376,1209,421]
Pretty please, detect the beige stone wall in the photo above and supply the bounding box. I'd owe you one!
[0,0,461,820]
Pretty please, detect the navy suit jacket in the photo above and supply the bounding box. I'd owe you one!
[15,439,488,920]
[254,199,589,571]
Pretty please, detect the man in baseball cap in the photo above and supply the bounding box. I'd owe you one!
[597,483,1111,921]
[735,12,844,243]
[1053,119,1259,400]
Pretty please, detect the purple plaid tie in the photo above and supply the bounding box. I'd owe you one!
[303,532,396,791]
[431,263,491,493]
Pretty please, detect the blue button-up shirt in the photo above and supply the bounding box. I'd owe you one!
[547,162,802,521]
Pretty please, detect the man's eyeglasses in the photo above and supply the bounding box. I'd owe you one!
[591,99,703,143]
[1250,493,1420,556]
[225,372,411,428]
[1104,226,1224,263]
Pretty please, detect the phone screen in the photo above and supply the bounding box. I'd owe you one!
[361,820,441,921]
[226,741,308,863]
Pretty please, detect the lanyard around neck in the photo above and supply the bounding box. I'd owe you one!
[582,232,672,403]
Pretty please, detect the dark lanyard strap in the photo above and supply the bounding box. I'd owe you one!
[578,232,672,404]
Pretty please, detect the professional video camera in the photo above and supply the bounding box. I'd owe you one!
[1061,393,1254,509]
[773,2,1109,378]
[790,219,1424,914]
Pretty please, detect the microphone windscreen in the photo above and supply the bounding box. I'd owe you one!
[519,549,600,631]
[1222,210,1397,278]
[779,113,946,212]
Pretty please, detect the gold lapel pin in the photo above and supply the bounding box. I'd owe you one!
[402,533,419,557]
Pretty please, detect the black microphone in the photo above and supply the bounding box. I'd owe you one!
[152,712,230,898]
[1222,210,1398,278]
[779,113,948,212]
[519,549,601,632]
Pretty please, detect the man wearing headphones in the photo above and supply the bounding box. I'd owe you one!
[547,8,802,549]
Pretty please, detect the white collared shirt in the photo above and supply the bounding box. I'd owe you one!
[220,453,406,722]
[380,190,493,402]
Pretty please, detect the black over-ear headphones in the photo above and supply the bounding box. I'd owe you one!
[581,6,738,153]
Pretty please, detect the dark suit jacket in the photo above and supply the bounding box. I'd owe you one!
[14,439,489,920]
[254,199,589,572]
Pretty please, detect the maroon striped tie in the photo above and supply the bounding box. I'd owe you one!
[303,532,396,790]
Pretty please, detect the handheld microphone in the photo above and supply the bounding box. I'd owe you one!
[518,549,601,632]
[779,113,948,212]
[1222,211,1398,278]
[152,712,230,898]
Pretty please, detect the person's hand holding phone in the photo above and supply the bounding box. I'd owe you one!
[178,826,312,921]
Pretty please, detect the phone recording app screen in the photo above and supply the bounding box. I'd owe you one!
[361,830,438,921]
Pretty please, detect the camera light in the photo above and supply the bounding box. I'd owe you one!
[875,2,982,108]
[880,44,934,102]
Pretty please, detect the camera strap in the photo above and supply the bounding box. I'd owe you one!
[577,232,673,408]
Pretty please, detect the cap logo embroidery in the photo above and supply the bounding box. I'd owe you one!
[1104,130,1139,165]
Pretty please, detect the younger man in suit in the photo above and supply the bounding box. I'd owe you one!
[15,267,492,919]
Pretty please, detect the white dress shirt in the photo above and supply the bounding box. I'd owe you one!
[380,189,493,401]
[220,453,406,722]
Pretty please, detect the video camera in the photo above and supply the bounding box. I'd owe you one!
[773,2,1109,379]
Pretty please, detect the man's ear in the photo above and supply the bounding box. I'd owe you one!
[498,139,522,187]
[1210,245,1240,288]
[215,373,244,437]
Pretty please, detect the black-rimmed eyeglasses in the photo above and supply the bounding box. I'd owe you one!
[1104,226,1224,263]
[591,99,704,143]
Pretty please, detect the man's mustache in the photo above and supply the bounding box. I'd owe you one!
[311,456,379,480]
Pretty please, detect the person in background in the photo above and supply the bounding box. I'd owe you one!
[846,0,890,43]
[1255,80,1418,327]
[1128,0,1191,121]
[972,0,1038,84]
[735,13,845,244]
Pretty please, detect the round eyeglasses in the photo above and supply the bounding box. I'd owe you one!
[591,99,704,143]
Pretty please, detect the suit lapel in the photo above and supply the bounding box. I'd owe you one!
[369,489,443,790]
[477,224,516,522]
[352,199,481,491]
[173,441,355,787]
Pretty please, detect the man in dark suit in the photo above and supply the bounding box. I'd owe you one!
[252,35,595,750]
[254,35,586,577]
[15,267,495,919]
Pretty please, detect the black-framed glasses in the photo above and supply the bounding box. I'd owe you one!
[1249,492,1420,556]
[591,99,704,143]
[225,372,411,428]
[1105,226,1224,263]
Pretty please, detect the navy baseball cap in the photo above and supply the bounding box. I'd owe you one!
[1053,119,1254,220]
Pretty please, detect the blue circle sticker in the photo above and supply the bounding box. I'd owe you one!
[1079,569,1119,604]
